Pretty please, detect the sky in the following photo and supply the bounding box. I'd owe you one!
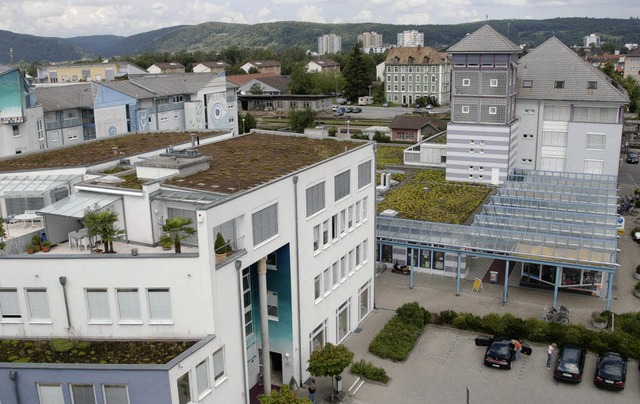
[1,0,638,38]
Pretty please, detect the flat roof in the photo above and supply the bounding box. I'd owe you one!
[166,132,364,194]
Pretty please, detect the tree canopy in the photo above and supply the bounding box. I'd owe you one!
[258,385,311,404]
[342,43,375,102]
[288,108,316,133]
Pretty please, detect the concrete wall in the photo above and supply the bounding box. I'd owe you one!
[94,105,128,138]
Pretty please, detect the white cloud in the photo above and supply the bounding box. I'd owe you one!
[353,10,375,22]
[296,5,326,23]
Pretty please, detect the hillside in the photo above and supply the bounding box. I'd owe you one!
[1,18,638,64]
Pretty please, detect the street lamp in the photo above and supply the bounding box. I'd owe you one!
[347,119,350,136]
[242,118,246,134]
[368,85,372,98]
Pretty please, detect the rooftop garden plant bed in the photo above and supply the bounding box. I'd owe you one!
[166,133,360,193]
[377,170,491,224]
[0,131,220,172]
[115,173,145,190]
[376,145,406,169]
[0,338,197,364]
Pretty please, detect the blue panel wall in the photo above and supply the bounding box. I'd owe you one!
[94,85,137,109]
[0,366,171,404]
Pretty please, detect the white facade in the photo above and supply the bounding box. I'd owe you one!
[0,105,45,156]
[358,32,383,48]
[583,33,601,48]
[397,30,424,47]
[318,34,342,55]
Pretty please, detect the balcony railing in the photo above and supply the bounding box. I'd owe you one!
[215,235,247,267]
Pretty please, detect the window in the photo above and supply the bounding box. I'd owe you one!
[71,384,96,404]
[266,252,277,270]
[340,255,347,280]
[363,239,368,263]
[355,201,361,224]
[323,268,331,296]
[359,282,371,321]
[348,250,355,275]
[587,133,606,150]
[86,289,110,321]
[584,159,604,174]
[542,131,567,147]
[356,244,361,267]
[267,291,278,320]
[587,81,598,89]
[523,109,535,115]
[489,106,497,115]
[554,80,564,89]
[38,384,64,404]
[173,95,184,103]
[322,220,329,246]
[310,321,326,352]
[523,80,533,88]
[0,289,20,319]
[314,275,321,300]
[332,262,339,288]
[195,360,210,396]
[147,288,171,321]
[252,203,278,245]
[27,289,50,321]
[116,289,140,321]
[177,373,191,404]
[339,210,346,235]
[213,348,225,382]
[489,79,498,87]
[461,106,470,114]
[337,299,350,342]
[306,182,325,217]
[362,197,368,221]
[12,125,19,136]
[462,78,471,87]
[313,224,320,251]
[334,170,350,200]
[357,160,372,188]
[331,214,338,240]
[431,75,437,83]
[103,385,129,404]
[348,206,354,229]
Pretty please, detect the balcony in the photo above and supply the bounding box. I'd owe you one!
[214,235,247,268]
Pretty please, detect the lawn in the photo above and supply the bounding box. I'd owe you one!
[376,145,406,169]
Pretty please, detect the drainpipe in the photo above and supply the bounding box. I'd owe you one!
[9,370,21,404]
[235,260,249,403]
[293,175,303,386]
[59,277,72,330]
[258,257,271,395]
[502,260,510,305]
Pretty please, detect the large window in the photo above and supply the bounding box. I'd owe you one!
[359,281,371,321]
[27,288,50,321]
[542,131,567,147]
[38,384,64,404]
[0,289,21,319]
[358,160,372,189]
[177,373,191,404]
[306,182,325,217]
[71,384,96,404]
[116,288,140,321]
[323,268,331,296]
[267,291,278,320]
[86,289,110,321]
[213,348,225,382]
[313,224,320,251]
[573,106,618,123]
[334,170,351,201]
[252,203,278,245]
[314,275,321,300]
[310,321,326,353]
[337,300,350,342]
[103,385,129,404]
[586,133,606,150]
[147,288,172,321]
[196,359,210,396]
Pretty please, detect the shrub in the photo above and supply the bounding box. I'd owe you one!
[395,301,431,328]
[369,302,429,362]
[328,127,338,137]
[591,311,608,324]
[350,359,389,383]
[435,310,458,325]
[452,312,482,331]
[636,281,640,292]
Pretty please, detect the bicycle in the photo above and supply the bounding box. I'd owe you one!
[541,305,570,324]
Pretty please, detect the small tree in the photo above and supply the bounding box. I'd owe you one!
[258,385,311,404]
[160,217,196,253]
[82,205,124,253]
[327,127,338,137]
[249,82,264,95]
[288,108,316,133]
[307,343,353,401]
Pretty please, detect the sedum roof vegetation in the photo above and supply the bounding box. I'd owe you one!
[0,131,221,173]
[167,133,362,193]
[0,338,197,364]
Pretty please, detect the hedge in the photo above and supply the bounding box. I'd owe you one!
[368,302,430,362]
[350,359,390,383]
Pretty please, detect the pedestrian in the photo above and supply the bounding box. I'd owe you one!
[308,378,316,403]
[512,339,522,362]
[547,343,557,369]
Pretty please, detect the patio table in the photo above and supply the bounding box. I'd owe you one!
[13,212,43,229]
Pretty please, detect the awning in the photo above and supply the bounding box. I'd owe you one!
[38,192,121,218]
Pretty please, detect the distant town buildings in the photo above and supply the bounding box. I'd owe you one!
[358,31,383,48]
[239,60,282,75]
[193,61,230,74]
[318,34,342,55]
[35,62,147,83]
[583,33,601,48]
[147,62,185,74]
[624,49,640,80]
[397,30,424,47]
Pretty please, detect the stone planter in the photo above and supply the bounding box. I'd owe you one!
[591,319,608,329]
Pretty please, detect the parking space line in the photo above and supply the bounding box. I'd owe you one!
[348,377,362,393]
[352,379,366,395]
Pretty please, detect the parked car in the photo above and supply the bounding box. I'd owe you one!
[401,103,409,107]
[554,344,587,383]
[353,108,362,113]
[382,102,390,107]
[415,103,422,108]
[425,104,434,109]
[594,352,627,390]
[475,336,532,369]
[627,151,638,163]
[346,107,354,113]
[331,105,338,111]
[333,111,344,116]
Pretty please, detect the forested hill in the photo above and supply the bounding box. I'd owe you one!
[1,17,638,64]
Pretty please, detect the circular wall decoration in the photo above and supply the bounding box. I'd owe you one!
[212,102,225,122]
[108,126,118,136]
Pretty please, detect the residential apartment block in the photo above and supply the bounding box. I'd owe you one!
[306,60,340,74]
[383,47,451,106]
[397,30,424,47]
[358,31,383,48]
[624,48,640,80]
[193,61,230,74]
[318,34,342,55]
[0,132,376,404]
[239,61,282,75]
[147,62,186,74]
[583,33,601,48]
[35,62,147,84]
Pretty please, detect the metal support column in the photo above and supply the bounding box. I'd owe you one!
[409,250,414,289]
[553,266,561,308]
[502,261,510,305]
[606,272,614,311]
[258,257,271,395]
[456,253,461,296]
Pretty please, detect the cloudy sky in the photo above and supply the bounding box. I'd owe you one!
[1,0,637,38]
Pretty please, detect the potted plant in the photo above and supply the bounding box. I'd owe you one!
[160,217,196,253]
[159,236,173,251]
[635,265,640,280]
[41,240,52,253]
[31,234,42,252]
[214,232,229,261]
[25,244,35,254]
[635,281,640,298]
[591,311,608,329]
[83,205,124,253]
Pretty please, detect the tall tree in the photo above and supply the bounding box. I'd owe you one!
[342,43,373,102]
[288,62,314,95]
[288,108,316,133]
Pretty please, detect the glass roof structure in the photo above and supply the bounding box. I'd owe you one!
[377,169,619,271]
[0,175,80,197]
[151,189,224,205]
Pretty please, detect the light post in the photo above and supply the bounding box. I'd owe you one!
[347,119,350,136]
[368,85,372,98]
[242,118,245,134]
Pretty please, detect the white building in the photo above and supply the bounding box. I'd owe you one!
[397,30,424,47]
[0,131,376,403]
[358,32,383,48]
[583,33,601,48]
[318,34,342,55]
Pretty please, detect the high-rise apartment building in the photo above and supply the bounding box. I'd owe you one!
[318,34,342,55]
[358,31,383,48]
[397,30,424,47]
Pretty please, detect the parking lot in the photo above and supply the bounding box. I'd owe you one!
[347,326,639,403]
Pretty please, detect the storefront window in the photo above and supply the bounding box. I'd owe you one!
[381,244,393,263]
[420,250,431,268]
[433,252,445,270]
